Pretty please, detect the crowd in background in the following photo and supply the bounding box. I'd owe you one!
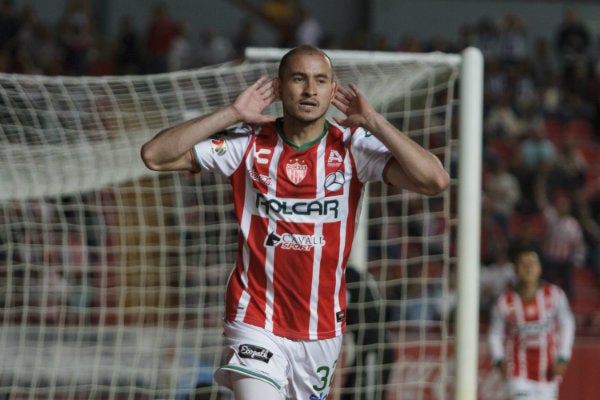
[1,0,600,330]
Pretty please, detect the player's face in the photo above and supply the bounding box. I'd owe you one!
[277,53,336,124]
[515,251,542,286]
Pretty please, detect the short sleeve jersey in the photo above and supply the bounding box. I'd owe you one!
[487,282,575,382]
[191,118,391,340]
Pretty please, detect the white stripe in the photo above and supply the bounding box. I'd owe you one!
[308,140,328,338]
[309,224,323,339]
[235,156,256,321]
[514,297,527,380]
[536,291,548,382]
[334,150,354,336]
[263,138,284,331]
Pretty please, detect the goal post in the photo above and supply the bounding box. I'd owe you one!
[455,46,484,400]
[0,47,483,399]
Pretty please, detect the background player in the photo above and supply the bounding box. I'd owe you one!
[488,240,575,400]
[141,45,449,400]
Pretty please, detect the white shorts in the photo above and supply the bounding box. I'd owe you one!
[505,377,559,400]
[214,321,343,399]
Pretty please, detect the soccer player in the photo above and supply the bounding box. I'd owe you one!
[487,240,575,400]
[140,45,449,400]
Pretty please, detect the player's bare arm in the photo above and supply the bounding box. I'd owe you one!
[332,83,449,195]
[141,77,277,171]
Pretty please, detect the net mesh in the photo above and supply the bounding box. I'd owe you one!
[0,50,461,399]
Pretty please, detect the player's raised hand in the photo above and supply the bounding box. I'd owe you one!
[232,76,277,124]
[332,83,376,128]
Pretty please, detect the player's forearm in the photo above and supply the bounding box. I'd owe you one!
[141,105,241,171]
[363,112,449,194]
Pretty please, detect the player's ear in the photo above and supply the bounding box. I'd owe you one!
[330,80,338,101]
[273,77,282,100]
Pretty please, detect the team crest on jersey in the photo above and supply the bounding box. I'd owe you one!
[286,158,308,184]
[209,137,226,155]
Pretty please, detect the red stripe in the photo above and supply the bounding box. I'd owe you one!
[317,221,341,338]
[243,215,269,326]
[271,220,315,337]
[526,348,541,380]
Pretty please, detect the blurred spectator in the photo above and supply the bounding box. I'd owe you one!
[535,165,586,300]
[231,19,255,61]
[513,120,556,214]
[473,17,500,63]
[114,15,144,75]
[407,197,445,256]
[0,0,20,51]
[168,21,193,71]
[195,29,234,67]
[293,4,322,46]
[484,93,522,141]
[530,36,557,87]
[554,7,591,82]
[58,0,95,75]
[227,0,300,47]
[551,137,587,193]
[498,13,528,66]
[579,181,600,290]
[144,2,178,73]
[480,241,516,319]
[483,156,521,244]
[387,259,446,325]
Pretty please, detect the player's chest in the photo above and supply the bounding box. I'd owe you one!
[247,142,352,197]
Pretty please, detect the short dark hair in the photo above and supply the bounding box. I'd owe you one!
[507,239,540,264]
[278,45,334,80]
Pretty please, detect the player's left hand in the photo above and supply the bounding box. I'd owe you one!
[552,361,568,378]
[332,83,377,128]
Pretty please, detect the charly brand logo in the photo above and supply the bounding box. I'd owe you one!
[324,171,345,192]
[238,344,273,363]
[210,137,226,155]
[254,148,272,165]
[286,158,308,184]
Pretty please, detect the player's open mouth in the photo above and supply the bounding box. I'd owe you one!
[299,101,318,110]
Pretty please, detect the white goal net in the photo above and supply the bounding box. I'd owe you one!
[0,48,477,400]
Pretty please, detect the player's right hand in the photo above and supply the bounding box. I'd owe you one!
[232,77,277,125]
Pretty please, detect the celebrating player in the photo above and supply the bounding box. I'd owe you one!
[488,240,575,400]
[140,45,449,400]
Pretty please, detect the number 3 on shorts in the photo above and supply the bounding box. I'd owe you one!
[312,360,337,391]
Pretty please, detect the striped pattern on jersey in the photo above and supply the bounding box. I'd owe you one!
[192,119,390,340]
[495,283,573,382]
[541,205,585,263]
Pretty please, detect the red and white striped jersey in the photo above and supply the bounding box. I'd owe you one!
[541,204,585,264]
[487,282,575,382]
[191,118,391,340]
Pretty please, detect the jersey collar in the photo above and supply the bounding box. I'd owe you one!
[275,117,329,151]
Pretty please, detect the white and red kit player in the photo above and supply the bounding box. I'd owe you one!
[488,242,575,400]
[190,118,387,340]
[141,45,449,400]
